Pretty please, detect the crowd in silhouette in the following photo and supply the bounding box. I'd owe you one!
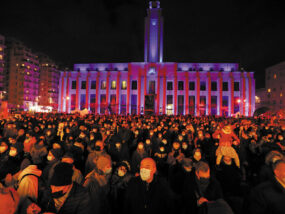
[0,113,284,214]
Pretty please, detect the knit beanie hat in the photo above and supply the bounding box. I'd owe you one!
[50,149,63,160]
[118,160,131,172]
[50,162,73,186]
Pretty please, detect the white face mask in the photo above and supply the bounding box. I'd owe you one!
[47,155,54,161]
[9,149,17,157]
[105,167,112,175]
[140,168,151,181]
[118,169,126,177]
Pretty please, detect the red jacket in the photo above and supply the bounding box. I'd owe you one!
[213,129,240,147]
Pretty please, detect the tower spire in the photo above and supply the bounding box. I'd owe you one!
[144,1,163,63]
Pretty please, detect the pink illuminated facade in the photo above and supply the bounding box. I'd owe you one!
[58,1,255,116]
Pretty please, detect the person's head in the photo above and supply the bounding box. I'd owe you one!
[117,161,130,177]
[140,158,157,183]
[0,142,8,154]
[94,154,112,175]
[223,156,232,165]
[49,162,74,198]
[193,148,202,161]
[265,150,283,166]
[182,158,193,172]
[195,161,210,184]
[181,142,188,150]
[52,143,62,150]
[18,129,25,136]
[61,153,74,165]
[137,142,144,150]
[145,139,151,145]
[172,142,180,150]
[273,159,285,184]
[47,149,62,162]
[9,146,18,157]
[94,140,104,151]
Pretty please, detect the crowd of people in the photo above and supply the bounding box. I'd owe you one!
[0,112,284,214]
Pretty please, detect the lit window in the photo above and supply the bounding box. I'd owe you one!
[268,88,271,93]
[121,81,127,90]
[0,47,2,51]
[111,81,116,89]
[281,93,283,97]
[0,55,2,60]
[101,81,106,89]
[274,74,277,79]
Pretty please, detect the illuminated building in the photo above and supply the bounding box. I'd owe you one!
[38,53,60,110]
[264,62,285,111]
[5,38,40,109]
[58,1,255,116]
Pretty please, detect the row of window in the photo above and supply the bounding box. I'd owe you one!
[71,80,240,91]
[69,94,240,116]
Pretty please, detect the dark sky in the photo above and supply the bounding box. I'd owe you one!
[1,0,285,88]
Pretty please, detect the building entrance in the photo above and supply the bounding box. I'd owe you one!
[145,95,155,115]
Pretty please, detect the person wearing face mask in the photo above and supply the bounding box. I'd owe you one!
[85,140,107,175]
[84,154,113,214]
[123,158,175,214]
[182,161,229,214]
[181,142,192,158]
[110,161,133,212]
[61,153,84,185]
[131,142,148,174]
[215,156,242,203]
[42,162,91,214]
[42,149,63,184]
[167,141,185,166]
[0,141,9,161]
[247,159,285,214]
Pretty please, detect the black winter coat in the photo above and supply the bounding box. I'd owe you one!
[43,182,91,214]
[182,172,223,214]
[123,175,175,214]
[247,177,285,214]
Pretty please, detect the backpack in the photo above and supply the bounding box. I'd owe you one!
[18,173,52,205]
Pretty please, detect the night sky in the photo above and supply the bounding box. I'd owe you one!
[1,0,285,89]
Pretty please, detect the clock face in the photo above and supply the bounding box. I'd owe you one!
[148,67,156,75]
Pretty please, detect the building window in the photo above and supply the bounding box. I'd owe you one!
[200,81,206,91]
[132,80,137,90]
[274,74,277,79]
[111,80,116,89]
[167,81,173,90]
[72,81,76,89]
[234,82,239,91]
[281,100,283,104]
[211,81,217,91]
[178,81,184,90]
[222,82,228,91]
[273,88,276,92]
[121,81,127,90]
[101,81,106,89]
[81,81,86,89]
[91,81,96,89]
[189,81,195,90]
[273,100,276,105]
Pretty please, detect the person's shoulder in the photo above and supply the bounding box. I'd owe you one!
[252,180,275,193]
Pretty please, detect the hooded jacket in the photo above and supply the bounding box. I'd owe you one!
[17,165,42,204]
